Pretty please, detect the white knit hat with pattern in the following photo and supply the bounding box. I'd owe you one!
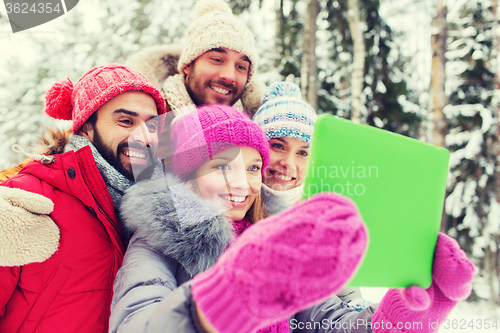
[253,82,318,144]
[178,0,258,81]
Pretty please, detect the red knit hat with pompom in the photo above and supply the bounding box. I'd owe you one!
[45,64,167,134]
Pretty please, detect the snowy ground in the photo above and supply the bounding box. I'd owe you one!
[360,287,500,332]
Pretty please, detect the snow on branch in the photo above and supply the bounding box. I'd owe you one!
[448,130,483,167]
[443,103,494,132]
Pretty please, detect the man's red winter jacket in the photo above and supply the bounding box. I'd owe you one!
[0,145,125,332]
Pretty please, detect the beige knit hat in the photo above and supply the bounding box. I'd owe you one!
[178,0,258,81]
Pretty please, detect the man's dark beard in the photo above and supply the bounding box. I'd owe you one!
[184,65,242,107]
[185,79,211,107]
[92,127,151,181]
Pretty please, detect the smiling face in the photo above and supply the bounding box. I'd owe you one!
[193,146,262,221]
[81,91,160,181]
[264,137,309,191]
[183,47,250,107]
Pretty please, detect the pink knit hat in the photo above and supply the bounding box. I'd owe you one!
[171,105,269,180]
[45,64,168,134]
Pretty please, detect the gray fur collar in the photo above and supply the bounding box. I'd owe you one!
[125,44,266,118]
[120,172,287,277]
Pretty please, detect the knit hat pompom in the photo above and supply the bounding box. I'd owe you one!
[195,0,231,17]
[260,81,302,105]
[45,78,74,121]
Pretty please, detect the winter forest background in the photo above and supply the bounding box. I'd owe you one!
[1,0,499,318]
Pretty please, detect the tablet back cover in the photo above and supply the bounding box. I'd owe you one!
[302,115,449,288]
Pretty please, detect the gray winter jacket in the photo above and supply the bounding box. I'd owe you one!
[110,173,376,333]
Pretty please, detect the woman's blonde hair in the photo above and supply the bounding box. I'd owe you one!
[246,192,267,224]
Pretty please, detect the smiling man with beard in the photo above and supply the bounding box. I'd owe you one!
[126,0,263,120]
[78,91,161,181]
[183,47,251,108]
[0,64,167,333]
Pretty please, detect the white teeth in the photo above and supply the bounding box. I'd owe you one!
[211,86,230,95]
[221,195,246,203]
[124,151,145,158]
[275,173,293,181]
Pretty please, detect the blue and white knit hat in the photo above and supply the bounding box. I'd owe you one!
[253,82,317,144]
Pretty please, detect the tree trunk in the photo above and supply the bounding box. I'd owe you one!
[301,0,318,110]
[430,0,448,148]
[491,0,500,306]
[274,0,285,69]
[493,0,500,204]
[431,0,449,231]
[346,0,365,123]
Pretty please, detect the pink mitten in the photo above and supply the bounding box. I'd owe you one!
[191,193,368,333]
[372,233,475,333]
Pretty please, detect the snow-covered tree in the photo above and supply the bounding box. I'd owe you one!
[261,0,421,136]
[444,0,499,305]
[0,0,192,169]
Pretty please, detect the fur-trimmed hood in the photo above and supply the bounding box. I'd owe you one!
[125,45,266,118]
[119,172,287,277]
[31,126,71,156]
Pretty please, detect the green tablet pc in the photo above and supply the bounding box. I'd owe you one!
[302,115,450,288]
